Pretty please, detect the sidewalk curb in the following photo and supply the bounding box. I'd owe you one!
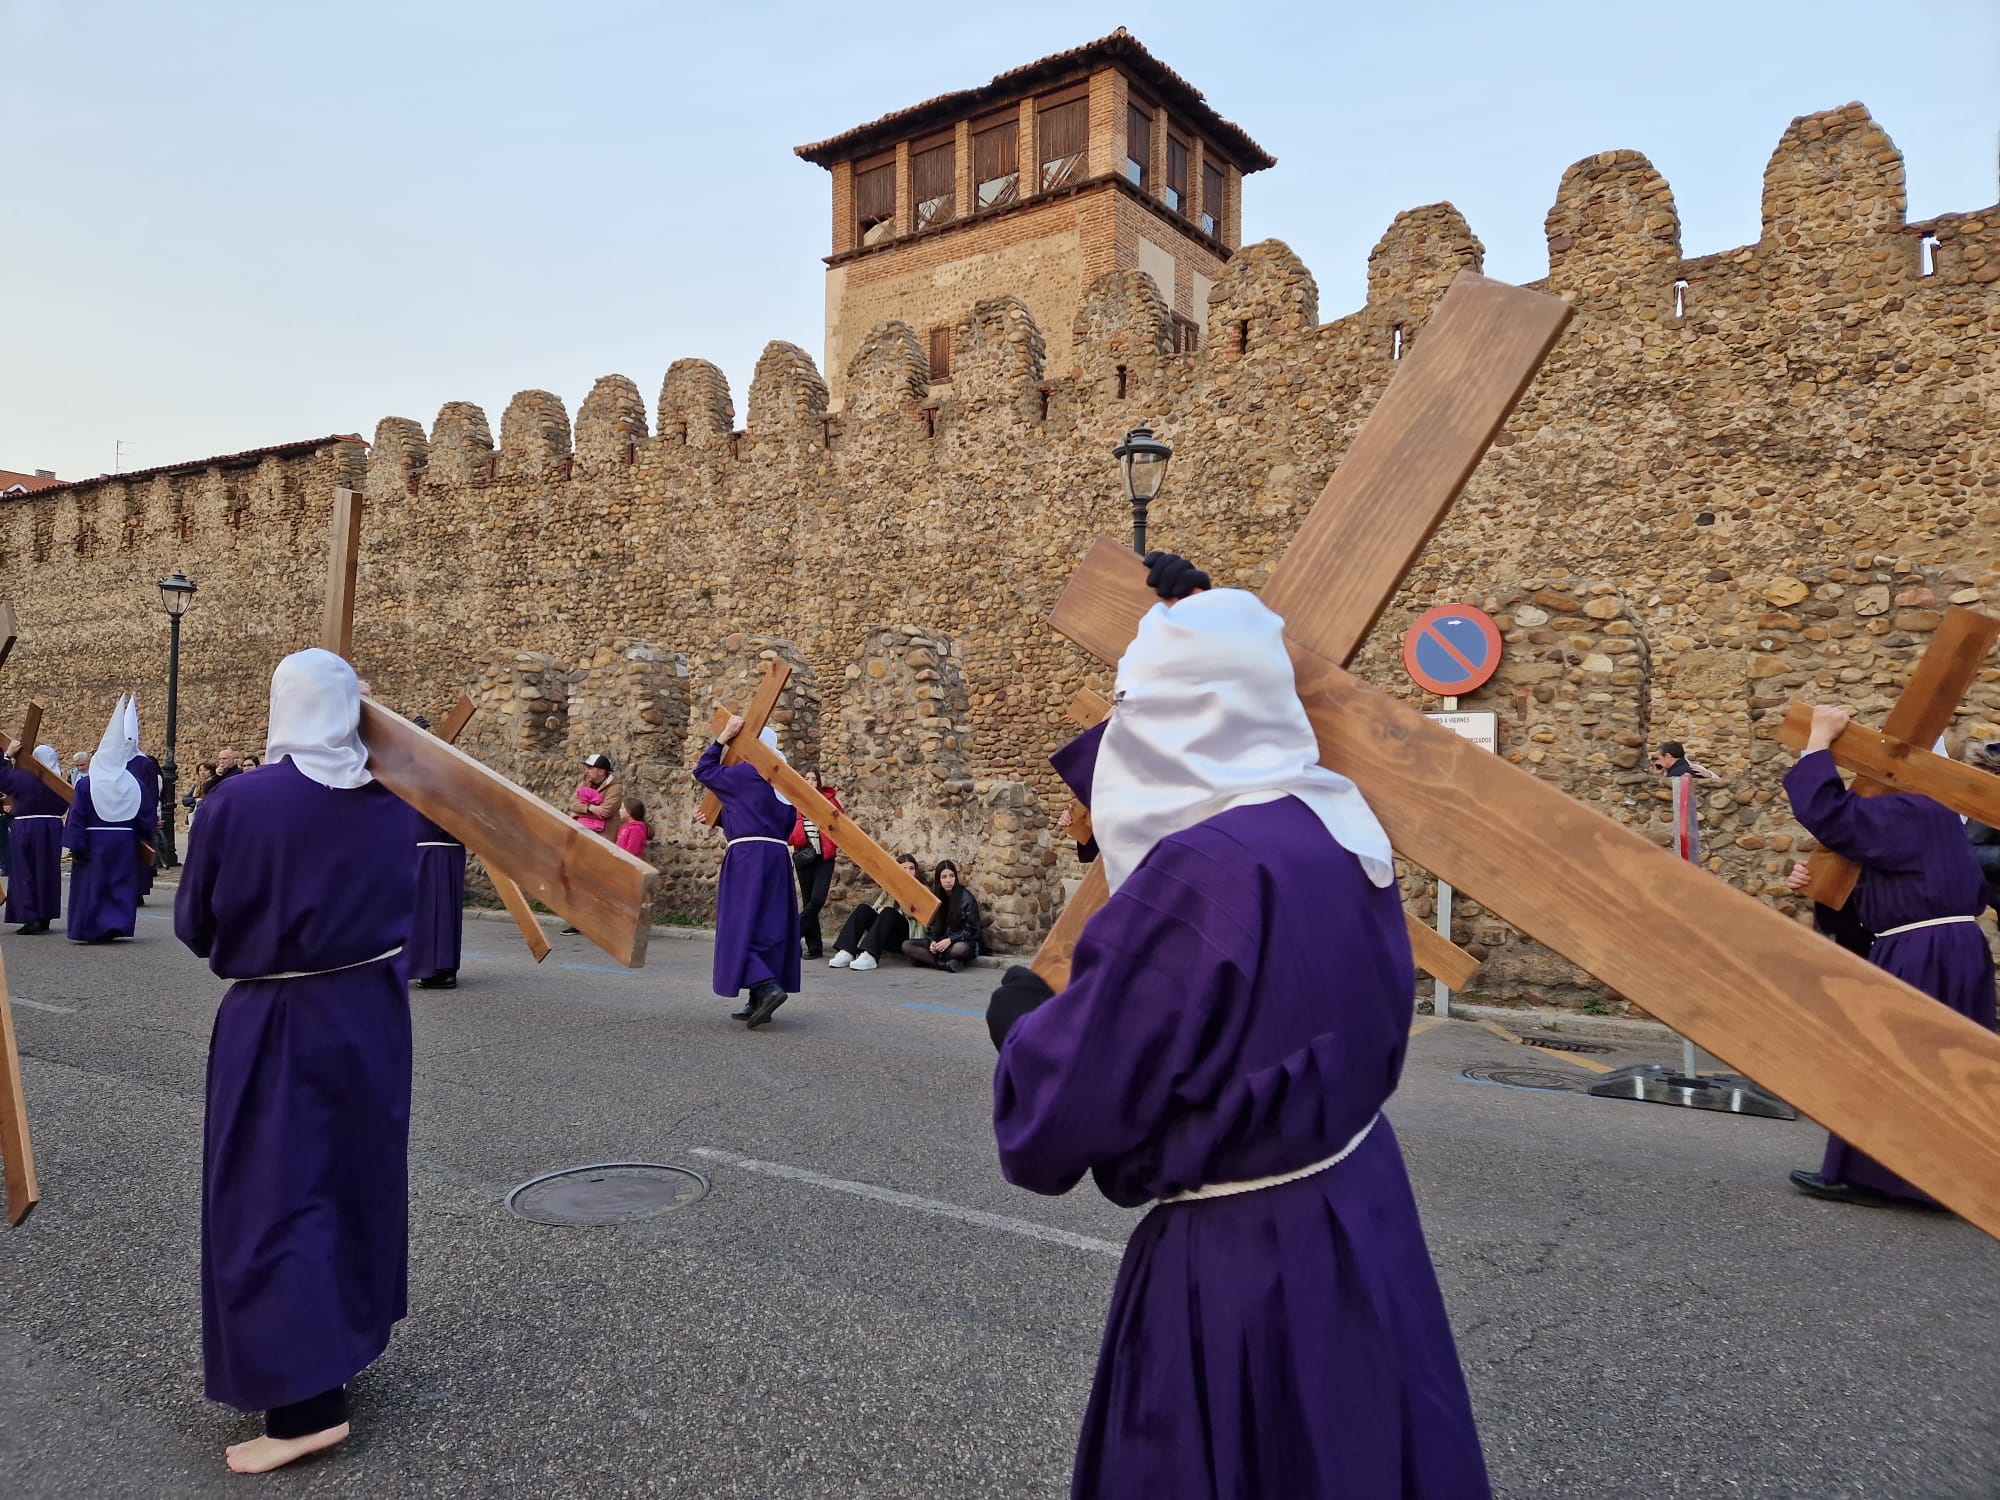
[463,905,1013,968]
[1435,999,1674,1046]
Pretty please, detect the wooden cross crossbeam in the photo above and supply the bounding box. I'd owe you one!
[321,489,660,967]
[697,660,792,830]
[434,693,551,964]
[704,707,940,928]
[1055,686,1476,990]
[1772,698,2000,823]
[1031,273,2000,1237]
[1796,608,2000,907]
[0,949,36,1227]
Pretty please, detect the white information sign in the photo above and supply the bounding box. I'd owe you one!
[1424,710,1497,755]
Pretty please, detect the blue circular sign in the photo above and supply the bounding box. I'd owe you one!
[1402,605,1502,696]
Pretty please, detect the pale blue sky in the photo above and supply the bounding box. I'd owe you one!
[3,0,1995,482]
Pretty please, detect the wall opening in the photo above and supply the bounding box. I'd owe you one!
[1039,388,1051,422]
[1921,233,1940,278]
[1673,279,1689,318]
[1392,325,1404,361]
[1236,320,1250,354]
[1116,364,1129,399]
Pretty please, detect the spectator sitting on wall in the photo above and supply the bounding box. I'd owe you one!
[828,854,924,973]
[902,859,982,973]
[788,768,843,960]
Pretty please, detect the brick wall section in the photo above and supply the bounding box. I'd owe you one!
[6,104,1998,995]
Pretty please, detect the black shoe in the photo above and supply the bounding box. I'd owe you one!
[745,981,788,1029]
[560,925,579,935]
[1788,1169,1902,1208]
[416,972,457,990]
[14,922,44,935]
[730,999,756,1020]
[943,959,962,974]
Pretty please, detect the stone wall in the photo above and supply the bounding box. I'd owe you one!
[5,102,1998,993]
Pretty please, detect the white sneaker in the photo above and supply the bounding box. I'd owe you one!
[828,951,853,968]
[850,952,878,972]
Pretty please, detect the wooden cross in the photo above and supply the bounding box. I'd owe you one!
[700,704,939,927]
[1054,687,1478,990]
[2,702,154,866]
[1772,695,2000,823]
[0,941,35,1226]
[1791,607,2000,907]
[431,692,552,964]
[696,660,792,831]
[321,489,659,966]
[1032,271,2000,1238]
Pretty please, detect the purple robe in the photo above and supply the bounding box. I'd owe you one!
[62,774,141,943]
[174,757,418,1412]
[129,751,160,898]
[409,813,465,983]
[1785,750,1997,1202]
[0,766,68,923]
[692,741,800,997]
[1050,719,1105,864]
[995,795,1489,1499]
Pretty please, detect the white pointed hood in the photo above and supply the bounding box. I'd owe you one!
[266,648,372,789]
[123,695,143,761]
[89,695,142,822]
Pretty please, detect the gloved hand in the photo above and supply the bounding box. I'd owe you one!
[1143,552,1211,601]
[987,964,1056,1050]
[68,845,88,867]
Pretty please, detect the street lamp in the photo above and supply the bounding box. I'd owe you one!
[1111,426,1173,554]
[156,570,197,868]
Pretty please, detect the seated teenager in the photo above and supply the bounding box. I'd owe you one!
[828,855,923,972]
[901,859,981,972]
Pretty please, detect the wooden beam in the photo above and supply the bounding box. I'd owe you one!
[1067,689,1112,729]
[432,693,548,964]
[0,949,38,1227]
[321,488,364,658]
[1773,701,2000,826]
[437,692,477,746]
[1802,607,2000,907]
[1407,912,1481,991]
[724,732,941,927]
[358,700,658,967]
[18,703,41,755]
[0,603,17,673]
[698,660,792,830]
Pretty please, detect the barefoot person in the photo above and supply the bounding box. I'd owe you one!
[693,720,801,1028]
[175,649,419,1473]
[1783,705,1997,1207]
[987,554,1490,1498]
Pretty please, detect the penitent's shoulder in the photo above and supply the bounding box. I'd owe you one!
[1125,796,1348,932]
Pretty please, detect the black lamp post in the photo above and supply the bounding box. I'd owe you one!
[156,570,197,868]
[1111,426,1173,554]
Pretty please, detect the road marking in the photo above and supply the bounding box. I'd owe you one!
[1474,1016,1616,1074]
[688,1147,1125,1258]
[9,996,75,1014]
[1409,1015,1445,1037]
[900,1002,983,1018]
[136,913,171,923]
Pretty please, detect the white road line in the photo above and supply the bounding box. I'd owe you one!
[9,996,76,1014]
[689,1147,1125,1258]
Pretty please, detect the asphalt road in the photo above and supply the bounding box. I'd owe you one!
[1,901,1995,1499]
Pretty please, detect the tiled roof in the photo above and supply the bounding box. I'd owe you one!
[0,470,64,495]
[794,28,1275,172]
[10,435,366,499]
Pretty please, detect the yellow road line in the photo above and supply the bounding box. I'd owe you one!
[1409,1015,1445,1038]
[1474,1016,1616,1074]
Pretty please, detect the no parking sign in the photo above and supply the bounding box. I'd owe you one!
[1402,604,1502,698]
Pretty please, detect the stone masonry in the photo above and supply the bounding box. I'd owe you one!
[3,102,1997,998]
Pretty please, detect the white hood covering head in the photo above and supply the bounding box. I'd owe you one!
[1092,588,1395,896]
[123,696,141,759]
[32,745,59,776]
[758,726,790,807]
[89,694,142,822]
[266,648,372,789]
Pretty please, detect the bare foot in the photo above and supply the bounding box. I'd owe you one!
[224,1423,350,1473]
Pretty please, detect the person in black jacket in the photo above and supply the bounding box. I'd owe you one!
[902,859,981,972]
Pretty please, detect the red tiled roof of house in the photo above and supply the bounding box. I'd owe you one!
[0,470,65,495]
[794,28,1275,172]
[8,435,366,499]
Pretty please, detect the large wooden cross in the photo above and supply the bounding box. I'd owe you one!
[696,659,792,830]
[1033,271,2000,1238]
[321,489,659,965]
[1053,686,1479,991]
[0,950,33,1226]
[1791,608,2000,906]
[430,692,552,964]
[1772,695,2000,823]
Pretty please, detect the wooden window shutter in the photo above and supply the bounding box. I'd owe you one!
[1125,104,1151,189]
[973,121,1018,208]
[929,326,953,378]
[1202,161,1225,236]
[855,162,895,243]
[1166,136,1189,212]
[1038,97,1088,190]
[912,141,955,230]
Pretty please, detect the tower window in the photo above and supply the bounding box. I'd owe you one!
[973,119,1018,208]
[929,326,953,379]
[1126,104,1152,191]
[1171,314,1200,353]
[855,160,895,245]
[1921,233,1940,277]
[1201,161,1224,237]
[1673,279,1688,317]
[912,140,955,231]
[1165,135,1189,213]
[1038,96,1088,190]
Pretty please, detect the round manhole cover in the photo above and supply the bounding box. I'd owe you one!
[505,1163,709,1227]
[1462,1064,1588,1093]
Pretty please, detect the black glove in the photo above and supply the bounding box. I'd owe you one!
[987,964,1056,1051]
[1143,552,1211,601]
[69,845,88,867]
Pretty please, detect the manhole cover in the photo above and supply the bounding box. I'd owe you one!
[1521,1035,1615,1055]
[1461,1064,1587,1093]
[505,1163,709,1227]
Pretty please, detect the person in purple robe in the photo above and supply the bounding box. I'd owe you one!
[406,717,466,991]
[987,554,1491,1500]
[175,648,418,1474]
[124,697,160,904]
[693,719,800,1028]
[63,696,144,944]
[1051,720,1104,864]
[1783,705,1997,1208]
[0,743,69,933]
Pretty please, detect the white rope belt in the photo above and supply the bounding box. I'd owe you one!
[1876,915,1982,938]
[726,836,790,848]
[416,841,461,848]
[238,945,404,983]
[1160,1114,1380,1205]
[87,825,135,833]
[13,815,62,821]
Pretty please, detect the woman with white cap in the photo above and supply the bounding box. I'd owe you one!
[987,554,1489,1499]
[62,695,146,944]
[174,648,419,1473]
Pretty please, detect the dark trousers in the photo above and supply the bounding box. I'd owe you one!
[268,1385,348,1438]
[798,857,836,956]
[903,938,975,969]
[833,905,910,959]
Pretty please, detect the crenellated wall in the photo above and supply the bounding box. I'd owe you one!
[5,102,1997,994]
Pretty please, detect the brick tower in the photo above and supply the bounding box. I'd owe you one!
[795,28,1275,404]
